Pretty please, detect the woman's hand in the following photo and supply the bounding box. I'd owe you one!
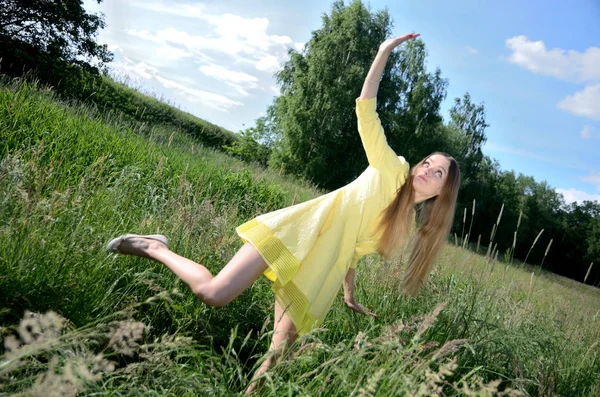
[345,298,378,318]
[359,33,420,100]
[379,33,420,54]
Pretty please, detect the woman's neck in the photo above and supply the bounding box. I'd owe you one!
[413,192,430,205]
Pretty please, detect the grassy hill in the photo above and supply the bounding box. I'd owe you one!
[1,77,599,396]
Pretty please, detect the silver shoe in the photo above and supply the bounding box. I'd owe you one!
[106,234,169,253]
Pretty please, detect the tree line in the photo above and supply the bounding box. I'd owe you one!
[1,0,598,286]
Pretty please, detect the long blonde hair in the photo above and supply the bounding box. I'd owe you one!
[377,152,460,296]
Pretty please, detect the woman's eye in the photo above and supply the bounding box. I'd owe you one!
[436,170,442,177]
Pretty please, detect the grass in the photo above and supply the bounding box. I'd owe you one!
[1,77,599,396]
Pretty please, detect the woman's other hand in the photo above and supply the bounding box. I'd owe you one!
[345,298,378,317]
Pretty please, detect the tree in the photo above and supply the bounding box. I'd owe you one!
[384,40,448,165]
[449,93,488,178]
[0,0,112,69]
[264,0,447,190]
[267,1,392,189]
[588,215,600,262]
[223,120,272,167]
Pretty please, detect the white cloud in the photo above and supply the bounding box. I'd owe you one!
[226,82,250,97]
[466,45,479,55]
[506,36,600,121]
[557,84,600,121]
[199,64,258,85]
[111,57,243,112]
[155,45,193,61]
[124,4,296,75]
[294,42,304,52]
[107,44,122,53]
[206,14,292,52]
[505,35,600,83]
[115,57,159,80]
[88,0,304,130]
[581,125,594,139]
[126,29,162,44]
[154,75,243,111]
[582,171,600,190]
[130,1,207,19]
[556,188,600,204]
[252,53,282,74]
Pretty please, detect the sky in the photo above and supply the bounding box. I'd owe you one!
[83,0,600,204]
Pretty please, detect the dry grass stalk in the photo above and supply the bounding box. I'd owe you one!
[3,311,65,360]
[2,310,118,396]
[584,262,594,284]
[509,210,523,265]
[528,272,535,300]
[414,302,447,340]
[357,368,385,397]
[377,321,407,343]
[463,232,470,249]
[353,331,372,351]
[462,207,467,243]
[486,203,504,260]
[416,358,458,395]
[486,224,496,259]
[107,321,146,356]
[459,377,522,396]
[467,199,476,246]
[538,239,553,273]
[491,251,498,273]
[419,340,440,353]
[496,203,504,226]
[436,338,469,359]
[523,229,544,268]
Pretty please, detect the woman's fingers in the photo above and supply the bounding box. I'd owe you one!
[399,33,420,44]
[349,302,378,318]
[367,309,378,318]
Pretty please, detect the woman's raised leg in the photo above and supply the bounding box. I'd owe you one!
[115,238,268,307]
[245,300,298,395]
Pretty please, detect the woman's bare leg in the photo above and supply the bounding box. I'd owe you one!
[245,300,298,395]
[116,238,267,307]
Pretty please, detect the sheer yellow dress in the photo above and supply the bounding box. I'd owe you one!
[236,96,410,335]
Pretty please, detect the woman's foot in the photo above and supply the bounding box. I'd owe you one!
[107,234,168,259]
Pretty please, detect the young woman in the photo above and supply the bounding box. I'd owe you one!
[107,32,460,394]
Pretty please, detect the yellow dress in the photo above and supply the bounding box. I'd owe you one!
[236,96,410,335]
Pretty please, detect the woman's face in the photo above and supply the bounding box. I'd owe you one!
[412,154,451,202]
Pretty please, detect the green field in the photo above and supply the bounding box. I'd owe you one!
[1,78,599,396]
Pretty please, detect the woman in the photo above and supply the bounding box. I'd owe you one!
[107,32,460,393]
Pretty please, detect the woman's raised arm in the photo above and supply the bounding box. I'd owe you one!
[356,33,420,170]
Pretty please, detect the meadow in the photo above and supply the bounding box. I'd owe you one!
[1,77,599,396]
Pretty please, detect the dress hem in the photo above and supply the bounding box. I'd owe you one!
[235,218,319,335]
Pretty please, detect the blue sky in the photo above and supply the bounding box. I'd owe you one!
[83,0,600,204]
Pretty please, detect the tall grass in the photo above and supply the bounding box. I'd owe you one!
[1,78,599,395]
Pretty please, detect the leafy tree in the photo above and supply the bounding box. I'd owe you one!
[261,0,448,190]
[0,0,112,69]
[587,215,600,262]
[223,121,272,167]
[384,40,448,165]
[449,93,488,178]
[266,0,392,189]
